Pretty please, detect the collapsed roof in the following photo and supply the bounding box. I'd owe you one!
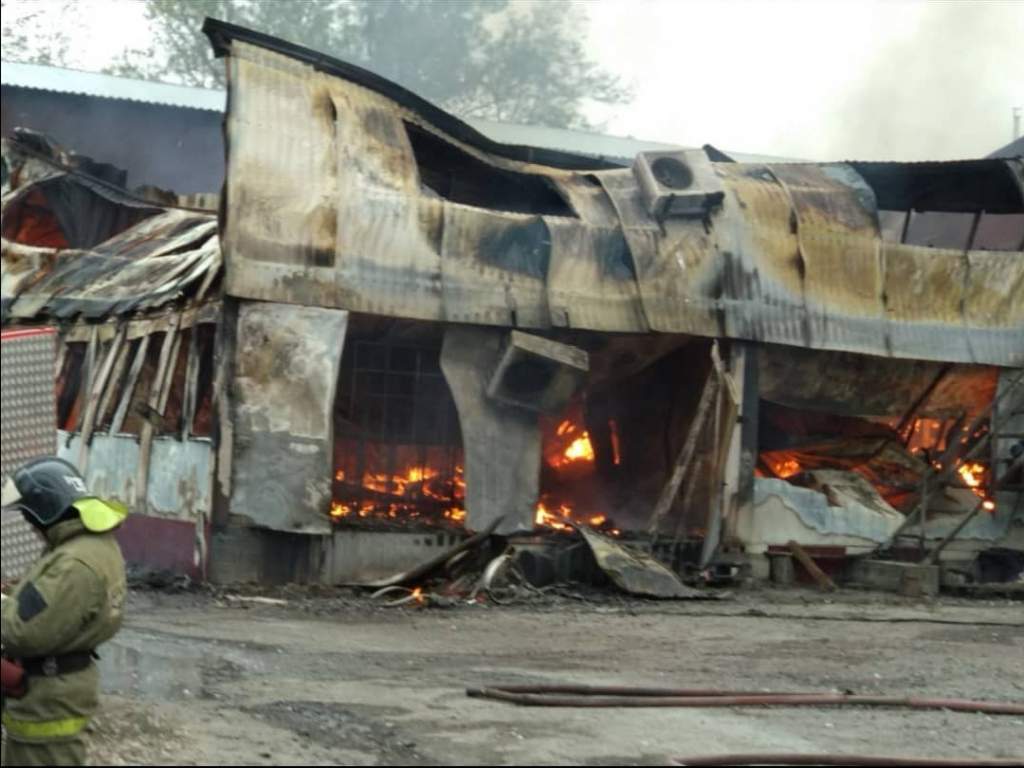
[1,131,220,325]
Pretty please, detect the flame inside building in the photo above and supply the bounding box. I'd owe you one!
[328,324,623,534]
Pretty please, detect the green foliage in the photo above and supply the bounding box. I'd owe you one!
[107,0,631,129]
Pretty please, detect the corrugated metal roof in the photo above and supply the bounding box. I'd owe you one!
[1,60,225,112]
[988,136,1024,159]
[1,59,796,165]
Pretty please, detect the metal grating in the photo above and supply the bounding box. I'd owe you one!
[334,339,463,520]
[1,328,57,581]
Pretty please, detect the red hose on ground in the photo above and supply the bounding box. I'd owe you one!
[466,685,1024,716]
[670,755,1021,766]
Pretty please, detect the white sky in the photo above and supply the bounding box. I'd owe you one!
[4,0,1023,160]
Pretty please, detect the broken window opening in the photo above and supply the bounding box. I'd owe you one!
[191,325,217,438]
[535,396,621,535]
[96,337,134,432]
[160,330,191,435]
[404,121,577,217]
[878,210,1024,251]
[56,342,86,430]
[854,160,1024,214]
[2,187,70,248]
[587,338,716,548]
[121,333,166,436]
[3,176,161,250]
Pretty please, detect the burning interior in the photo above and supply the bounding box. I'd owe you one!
[326,313,711,542]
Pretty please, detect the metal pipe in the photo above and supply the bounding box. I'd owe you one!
[466,686,1024,715]
[670,754,1021,766]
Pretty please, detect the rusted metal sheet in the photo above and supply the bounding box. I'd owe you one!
[229,302,348,534]
[207,20,1023,367]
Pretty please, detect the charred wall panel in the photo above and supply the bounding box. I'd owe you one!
[229,302,348,533]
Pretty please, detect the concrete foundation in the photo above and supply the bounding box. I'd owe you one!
[769,552,795,585]
[208,525,468,585]
[847,559,940,597]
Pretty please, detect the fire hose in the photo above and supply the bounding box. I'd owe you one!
[465,684,1024,716]
[670,755,1021,766]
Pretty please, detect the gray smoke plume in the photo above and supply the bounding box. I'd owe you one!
[819,1,1023,161]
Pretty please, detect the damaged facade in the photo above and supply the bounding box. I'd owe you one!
[1,19,1022,589]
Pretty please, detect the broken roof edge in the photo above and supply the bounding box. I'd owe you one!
[203,17,624,172]
[2,129,219,214]
[2,56,800,167]
[203,19,806,170]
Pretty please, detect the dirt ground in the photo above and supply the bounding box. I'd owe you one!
[77,585,1023,766]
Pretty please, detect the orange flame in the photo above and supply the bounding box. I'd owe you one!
[958,461,996,513]
[609,420,622,466]
[766,456,802,479]
[331,462,465,525]
[958,462,983,488]
[535,501,574,532]
[564,433,595,462]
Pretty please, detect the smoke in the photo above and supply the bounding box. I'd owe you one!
[818,1,1024,161]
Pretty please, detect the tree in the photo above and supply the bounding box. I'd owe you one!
[107,0,631,130]
[1,0,74,67]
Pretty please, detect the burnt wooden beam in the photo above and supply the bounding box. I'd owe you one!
[788,540,838,592]
[647,370,718,539]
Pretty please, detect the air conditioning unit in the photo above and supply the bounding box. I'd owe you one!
[633,149,725,221]
[486,331,589,414]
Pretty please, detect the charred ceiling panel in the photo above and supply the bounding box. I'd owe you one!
[206,19,1024,367]
[230,302,348,534]
[758,345,998,418]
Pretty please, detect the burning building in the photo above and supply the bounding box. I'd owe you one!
[1,19,1021,589]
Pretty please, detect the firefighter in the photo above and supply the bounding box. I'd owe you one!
[1,457,127,767]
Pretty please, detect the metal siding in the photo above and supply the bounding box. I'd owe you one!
[56,431,213,520]
[210,28,1024,367]
[0,327,56,582]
